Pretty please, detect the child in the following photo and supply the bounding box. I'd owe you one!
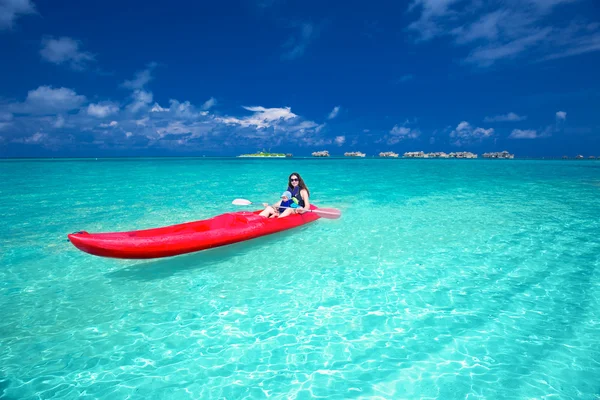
[259,191,298,218]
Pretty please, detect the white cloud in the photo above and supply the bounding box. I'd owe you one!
[87,102,119,118]
[556,111,567,120]
[452,9,507,44]
[406,0,462,41]
[4,83,331,152]
[10,86,86,114]
[484,112,527,122]
[201,97,216,110]
[0,111,13,121]
[406,1,600,67]
[121,63,157,90]
[150,103,168,112]
[40,36,94,70]
[282,22,318,60]
[156,121,192,137]
[219,106,298,129]
[127,90,153,113]
[509,129,538,139]
[328,106,341,120]
[168,99,207,119]
[386,123,421,144]
[54,115,65,128]
[334,135,345,145]
[541,27,600,61]
[449,121,494,145]
[99,121,118,128]
[390,124,420,138]
[135,117,149,126]
[13,132,47,144]
[0,0,35,30]
[464,28,551,67]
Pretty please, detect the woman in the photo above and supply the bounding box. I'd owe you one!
[259,172,311,218]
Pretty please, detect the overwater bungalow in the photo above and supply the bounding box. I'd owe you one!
[403,151,427,158]
[344,152,366,157]
[483,151,514,159]
[449,152,478,158]
[427,152,449,158]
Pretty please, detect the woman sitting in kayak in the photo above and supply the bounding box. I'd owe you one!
[259,172,310,218]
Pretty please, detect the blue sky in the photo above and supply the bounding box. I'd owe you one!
[1,0,599,157]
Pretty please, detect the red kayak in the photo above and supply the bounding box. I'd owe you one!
[68,205,321,259]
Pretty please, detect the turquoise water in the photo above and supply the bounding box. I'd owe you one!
[1,158,600,399]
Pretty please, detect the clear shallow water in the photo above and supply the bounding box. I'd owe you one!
[1,158,600,399]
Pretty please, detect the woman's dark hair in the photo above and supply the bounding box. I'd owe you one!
[288,172,310,197]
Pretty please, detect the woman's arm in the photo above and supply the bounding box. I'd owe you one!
[298,189,310,213]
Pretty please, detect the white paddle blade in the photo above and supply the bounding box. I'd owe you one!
[232,198,253,206]
[313,208,341,219]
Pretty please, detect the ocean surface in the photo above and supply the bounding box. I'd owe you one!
[1,157,600,399]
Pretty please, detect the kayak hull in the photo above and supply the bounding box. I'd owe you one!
[68,205,320,259]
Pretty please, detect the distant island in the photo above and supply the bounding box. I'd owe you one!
[238,151,287,158]
[312,150,330,157]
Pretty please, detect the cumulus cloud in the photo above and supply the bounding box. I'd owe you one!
[219,106,298,129]
[121,63,157,90]
[334,135,345,145]
[383,123,421,145]
[40,36,94,70]
[201,97,216,110]
[150,103,168,112]
[3,83,330,153]
[0,0,35,30]
[390,124,420,138]
[484,112,527,122]
[99,121,118,128]
[54,115,65,128]
[509,129,538,139]
[449,121,494,145]
[328,106,341,119]
[87,102,119,118]
[10,86,86,114]
[127,90,153,113]
[556,111,567,120]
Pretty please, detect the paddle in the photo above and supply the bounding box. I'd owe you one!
[232,198,341,219]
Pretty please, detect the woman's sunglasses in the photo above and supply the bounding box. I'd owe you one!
[290,178,299,182]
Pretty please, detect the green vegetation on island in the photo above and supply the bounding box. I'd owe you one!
[237,151,287,158]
